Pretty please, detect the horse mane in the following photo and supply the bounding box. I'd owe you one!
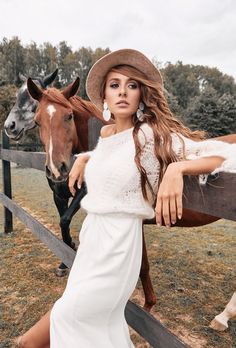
[70,96,103,121]
[41,88,103,121]
[42,88,72,109]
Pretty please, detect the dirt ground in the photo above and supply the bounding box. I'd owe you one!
[0,164,235,348]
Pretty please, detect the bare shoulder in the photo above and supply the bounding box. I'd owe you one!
[100,125,116,138]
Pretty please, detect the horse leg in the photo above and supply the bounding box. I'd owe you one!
[54,185,87,276]
[139,224,157,312]
[209,291,236,331]
[53,192,73,276]
[60,184,87,237]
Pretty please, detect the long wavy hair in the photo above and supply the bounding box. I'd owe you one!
[101,64,206,203]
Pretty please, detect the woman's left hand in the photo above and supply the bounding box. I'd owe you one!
[155,162,184,227]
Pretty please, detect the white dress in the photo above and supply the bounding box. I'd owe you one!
[50,125,155,348]
[50,124,236,347]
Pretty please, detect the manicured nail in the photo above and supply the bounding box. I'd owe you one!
[178,214,182,219]
[171,221,176,225]
[157,223,161,227]
[166,224,170,228]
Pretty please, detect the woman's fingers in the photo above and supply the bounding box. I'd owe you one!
[169,195,177,225]
[77,172,84,189]
[68,159,86,195]
[156,193,180,227]
[176,193,183,220]
[68,175,76,196]
[155,196,162,226]
[162,197,170,227]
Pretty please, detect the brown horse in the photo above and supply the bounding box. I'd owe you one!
[27,77,235,316]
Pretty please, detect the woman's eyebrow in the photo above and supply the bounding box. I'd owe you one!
[107,77,121,82]
[107,77,136,83]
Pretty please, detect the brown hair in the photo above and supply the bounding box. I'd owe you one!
[101,65,206,203]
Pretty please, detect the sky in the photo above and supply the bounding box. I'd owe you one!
[1,0,236,80]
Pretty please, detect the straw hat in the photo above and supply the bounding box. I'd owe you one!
[86,48,163,111]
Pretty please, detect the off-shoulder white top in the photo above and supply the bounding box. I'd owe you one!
[79,123,236,219]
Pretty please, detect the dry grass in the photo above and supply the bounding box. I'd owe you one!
[0,164,235,347]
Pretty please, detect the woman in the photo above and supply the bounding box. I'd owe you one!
[16,49,235,347]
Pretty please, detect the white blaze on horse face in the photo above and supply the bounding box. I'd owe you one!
[47,105,60,179]
[47,105,56,120]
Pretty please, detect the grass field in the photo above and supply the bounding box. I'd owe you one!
[0,164,235,348]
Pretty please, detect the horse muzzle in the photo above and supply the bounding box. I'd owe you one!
[45,162,70,183]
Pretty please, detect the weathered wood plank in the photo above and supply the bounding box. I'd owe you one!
[0,192,75,267]
[183,173,236,222]
[0,149,46,171]
[125,301,190,348]
[1,146,236,222]
[2,132,13,233]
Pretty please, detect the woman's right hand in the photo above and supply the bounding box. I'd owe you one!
[68,156,88,196]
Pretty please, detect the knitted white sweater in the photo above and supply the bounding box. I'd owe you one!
[80,123,236,219]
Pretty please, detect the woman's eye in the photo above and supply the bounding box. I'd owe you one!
[110,83,119,88]
[128,83,138,89]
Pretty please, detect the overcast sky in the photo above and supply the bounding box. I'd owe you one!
[1,0,236,80]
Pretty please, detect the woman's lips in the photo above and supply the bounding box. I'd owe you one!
[116,100,129,106]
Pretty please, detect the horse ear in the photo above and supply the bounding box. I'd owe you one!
[43,68,58,87]
[27,78,43,101]
[62,77,80,99]
[19,73,27,82]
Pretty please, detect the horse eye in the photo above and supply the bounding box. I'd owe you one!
[35,120,40,127]
[66,113,73,121]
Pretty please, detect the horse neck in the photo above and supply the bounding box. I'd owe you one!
[70,96,104,153]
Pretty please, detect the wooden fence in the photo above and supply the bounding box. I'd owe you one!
[1,130,236,348]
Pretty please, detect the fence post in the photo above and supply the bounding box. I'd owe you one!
[1,130,13,233]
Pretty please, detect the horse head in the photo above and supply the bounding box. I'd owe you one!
[4,69,58,140]
[27,77,80,183]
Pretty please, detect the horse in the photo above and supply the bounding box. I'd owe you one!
[4,69,58,140]
[210,291,236,331]
[26,77,236,321]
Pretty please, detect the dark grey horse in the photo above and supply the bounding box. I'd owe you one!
[4,69,58,140]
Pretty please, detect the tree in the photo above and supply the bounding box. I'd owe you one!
[0,37,25,85]
[184,86,236,136]
[24,42,42,77]
[39,42,58,76]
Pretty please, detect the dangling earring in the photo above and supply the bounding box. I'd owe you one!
[136,102,145,121]
[103,102,111,121]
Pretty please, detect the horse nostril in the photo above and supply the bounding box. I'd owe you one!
[60,162,68,176]
[9,121,15,131]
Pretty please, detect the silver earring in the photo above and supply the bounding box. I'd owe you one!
[103,102,111,121]
[136,102,145,121]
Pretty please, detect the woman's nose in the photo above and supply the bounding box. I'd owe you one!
[118,89,127,97]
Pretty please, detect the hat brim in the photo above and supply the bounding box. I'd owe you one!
[86,49,163,111]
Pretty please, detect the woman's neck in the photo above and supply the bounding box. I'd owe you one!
[113,118,133,134]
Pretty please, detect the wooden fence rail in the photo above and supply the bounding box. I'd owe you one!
[1,130,236,347]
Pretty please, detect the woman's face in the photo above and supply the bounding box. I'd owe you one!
[104,72,141,120]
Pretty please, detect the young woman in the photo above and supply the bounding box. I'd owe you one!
[16,49,235,347]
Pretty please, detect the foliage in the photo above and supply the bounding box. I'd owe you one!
[159,61,236,136]
[1,36,236,137]
[184,86,236,136]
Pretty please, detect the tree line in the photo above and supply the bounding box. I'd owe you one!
[0,37,236,141]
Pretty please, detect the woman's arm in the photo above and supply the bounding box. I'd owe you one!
[68,155,90,196]
[155,156,225,227]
